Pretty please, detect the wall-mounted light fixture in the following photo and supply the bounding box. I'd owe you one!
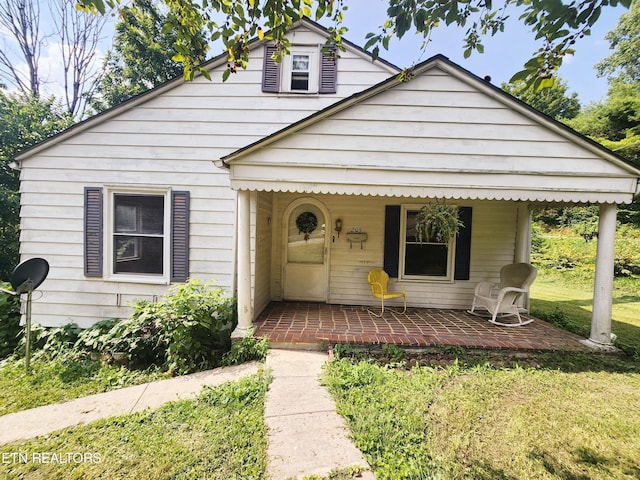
[334,218,343,238]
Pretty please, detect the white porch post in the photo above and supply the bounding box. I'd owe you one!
[584,203,617,349]
[233,189,253,338]
[515,203,532,264]
[515,203,532,310]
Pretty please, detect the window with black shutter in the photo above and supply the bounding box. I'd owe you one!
[383,205,472,281]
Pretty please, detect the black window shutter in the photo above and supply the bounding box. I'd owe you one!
[319,45,337,94]
[84,187,103,277]
[262,44,280,93]
[171,191,190,282]
[383,205,401,278]
[454,207,473,280]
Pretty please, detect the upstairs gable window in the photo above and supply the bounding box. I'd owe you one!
[290,53,311,90]
[262,44,337,94]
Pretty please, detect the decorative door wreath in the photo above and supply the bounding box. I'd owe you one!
[296,212,318,241]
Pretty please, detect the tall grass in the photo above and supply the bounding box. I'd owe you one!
[0,357,167,416]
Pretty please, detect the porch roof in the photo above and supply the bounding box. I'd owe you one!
[220,56,640,204]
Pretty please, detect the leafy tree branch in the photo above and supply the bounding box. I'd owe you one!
[77,0,632,89]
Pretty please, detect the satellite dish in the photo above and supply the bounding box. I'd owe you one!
[10,257,49,294]
[3,257,49,373]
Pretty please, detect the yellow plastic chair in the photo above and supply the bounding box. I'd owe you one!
[367,268,406,317]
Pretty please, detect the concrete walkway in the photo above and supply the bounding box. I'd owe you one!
[0,349,373,479]
[265,349,373,479]
[0,361,261,445]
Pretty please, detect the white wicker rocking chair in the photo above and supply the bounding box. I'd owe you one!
[468,263,537,326]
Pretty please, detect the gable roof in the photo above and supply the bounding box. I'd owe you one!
[222,54,638,175]
[16,17,400,162]
[221,55,640,204]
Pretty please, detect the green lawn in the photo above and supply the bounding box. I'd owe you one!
[0,357,168,416]
[324,354,640,480]
[0,373,269,480]
[530,229,640,355]
[322,232,640,479]
[532,269,640,354]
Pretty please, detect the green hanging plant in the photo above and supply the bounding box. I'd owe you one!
[414,201,463,243]
[296,212,318,241]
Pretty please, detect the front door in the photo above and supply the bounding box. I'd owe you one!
[283,201,328,301]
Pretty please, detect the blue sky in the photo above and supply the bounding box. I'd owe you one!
[322,0,626,104]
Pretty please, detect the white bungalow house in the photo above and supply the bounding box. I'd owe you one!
[14,19,640,349]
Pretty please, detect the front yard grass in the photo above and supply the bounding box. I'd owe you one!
[530,229,640,355]
[0,357,168,417]
[325,355,640,480]
[0,372,269,480]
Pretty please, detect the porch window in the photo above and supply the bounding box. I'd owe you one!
[400,207,455,280]
[383,205,472,281]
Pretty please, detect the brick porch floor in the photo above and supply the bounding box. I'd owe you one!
[254,302,591,352]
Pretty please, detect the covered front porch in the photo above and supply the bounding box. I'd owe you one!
[254,301,590,352]
[220,56,640,351]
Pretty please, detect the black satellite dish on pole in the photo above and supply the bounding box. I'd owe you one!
[0,258,49,372]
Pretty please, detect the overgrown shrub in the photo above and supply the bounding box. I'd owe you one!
[102,279,237,374]
[6,279,239,375]
[531,222,549,255]
[532,236,596,273]
[220,335,269,366]
[23,323,83,360]
[0,284,21,359]
[613,238,640,277]
[75,318,120,354]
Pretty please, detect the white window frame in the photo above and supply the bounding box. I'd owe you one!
[281,47,319,93]
[104,186,171,284]
[399,204,456,282]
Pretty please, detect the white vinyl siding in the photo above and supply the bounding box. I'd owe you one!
[229,63,639,203]
[268,193,515,311]
[253,191,274,316]
[18,23,396,327]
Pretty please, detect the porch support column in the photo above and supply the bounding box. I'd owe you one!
[515,203,532,264]
[584,203,617,350]
[515,203,532,310]
[232,189,253,339]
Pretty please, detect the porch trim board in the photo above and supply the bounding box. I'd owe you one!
[228,174,637,205]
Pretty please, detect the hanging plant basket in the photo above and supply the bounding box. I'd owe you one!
[296,212,318,241]
[415,201,463,243]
